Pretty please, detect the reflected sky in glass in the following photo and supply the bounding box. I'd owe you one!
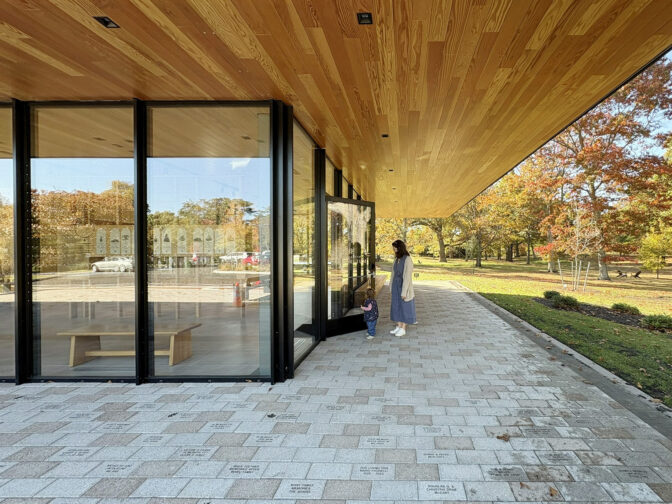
[0,160,11,204]
[28,157,270,213]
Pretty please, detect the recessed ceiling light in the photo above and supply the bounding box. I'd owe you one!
[357,12,373,25]
[381,133,389,138]
[388,169,394,172]
[241,135,251,140]
[93,16,120,28]
[392,187,397,190]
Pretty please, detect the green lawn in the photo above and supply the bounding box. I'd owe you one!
[380,257,672,407]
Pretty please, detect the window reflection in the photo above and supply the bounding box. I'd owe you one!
[147,106,271,377]
[31,106,135,377]
[293,122,316,362]
[0,107,14,376]
[328,201,372,319]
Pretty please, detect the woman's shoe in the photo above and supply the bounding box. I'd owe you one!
[390,327,400,335]
[395,328,406,337]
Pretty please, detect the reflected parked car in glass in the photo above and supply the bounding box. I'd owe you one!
[91,256,134,272]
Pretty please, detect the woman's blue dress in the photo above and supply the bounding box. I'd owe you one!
[390,255,416,324]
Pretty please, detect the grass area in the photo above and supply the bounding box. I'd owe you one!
[383,255,671,316]
[380,256,672,407]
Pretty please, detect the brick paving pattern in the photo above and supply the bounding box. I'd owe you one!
[0,281,670,502]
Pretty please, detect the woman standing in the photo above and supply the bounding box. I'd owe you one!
[390,239,416,337]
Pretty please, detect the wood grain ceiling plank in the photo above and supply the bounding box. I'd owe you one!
[0,20,83,77]
[86,1,224,99]
[130,0,249,99]
[525,0,574,51]
[568,0,615,36]
[59,0,167,78]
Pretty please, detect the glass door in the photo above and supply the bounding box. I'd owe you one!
[327,198,374,322]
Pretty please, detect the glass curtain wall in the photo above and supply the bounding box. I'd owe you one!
[147,105,271,377]
[292,122,316,363]
[0,107,14,376]
[328,200,373,319]
[31,105,135,377]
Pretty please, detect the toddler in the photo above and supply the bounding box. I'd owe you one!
[360,288,379,340]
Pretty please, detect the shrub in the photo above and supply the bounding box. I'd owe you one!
[543,290,561,300]
[611,303,641,315]
[552,295,579,310]
[641,315,672,332]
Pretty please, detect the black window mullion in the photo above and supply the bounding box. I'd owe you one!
[12,100,32,384]
[314,148,327,342]
[134,99,149,384]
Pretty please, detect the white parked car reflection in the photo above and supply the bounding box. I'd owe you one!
[91,256,134,272]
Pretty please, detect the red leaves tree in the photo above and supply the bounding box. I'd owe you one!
[544,58,672,279]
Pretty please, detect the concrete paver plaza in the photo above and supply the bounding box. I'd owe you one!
[0,281,670,503]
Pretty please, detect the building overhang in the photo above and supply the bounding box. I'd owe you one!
[1,0,671,216]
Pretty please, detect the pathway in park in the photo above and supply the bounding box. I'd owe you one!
[0,282,670,502]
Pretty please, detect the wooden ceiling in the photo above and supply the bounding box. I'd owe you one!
[1,1,672,216]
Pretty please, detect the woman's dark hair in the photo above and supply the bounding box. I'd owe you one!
[392,239,409,258]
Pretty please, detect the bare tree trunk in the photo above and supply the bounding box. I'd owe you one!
[475,233,483,268]
[506,243,514,262]
[497,247,502,260]
[597,249,610,280]
[546,228,555,272]
[526,235,532,265]
[437,233,446,262]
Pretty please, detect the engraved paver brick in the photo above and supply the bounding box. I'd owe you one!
[600,482,664,502]
[83,477,145,498]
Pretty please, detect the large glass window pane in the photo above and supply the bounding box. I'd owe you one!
[31,106,135,377]
[326,159,334,196]
[328,200,372,319]
[0,107,14,376]
[148,105,271,377]
[293,122,316,362]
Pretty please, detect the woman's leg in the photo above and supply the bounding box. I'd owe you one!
[400,322,407,330]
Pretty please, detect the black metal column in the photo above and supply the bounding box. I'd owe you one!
[334,169,342,197]
[314,149,327,342]
[271,101,293,382]
[12,100,32,384]
[347,183,353,199]
[133,99,149,384]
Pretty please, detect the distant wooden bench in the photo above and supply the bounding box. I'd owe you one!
[59,322,201,367]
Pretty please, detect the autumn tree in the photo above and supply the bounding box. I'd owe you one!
[549,58,672,279]
[640,229,672,278]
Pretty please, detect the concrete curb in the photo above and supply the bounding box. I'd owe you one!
[452,280,672,425]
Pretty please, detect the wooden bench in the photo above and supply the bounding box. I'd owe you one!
[59,322,201,367]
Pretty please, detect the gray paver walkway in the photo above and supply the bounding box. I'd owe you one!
[0,281,671,503]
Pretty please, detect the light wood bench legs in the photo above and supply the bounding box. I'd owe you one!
[168,329,192,365]
[69,335,101,367]
[68,330,193,367]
